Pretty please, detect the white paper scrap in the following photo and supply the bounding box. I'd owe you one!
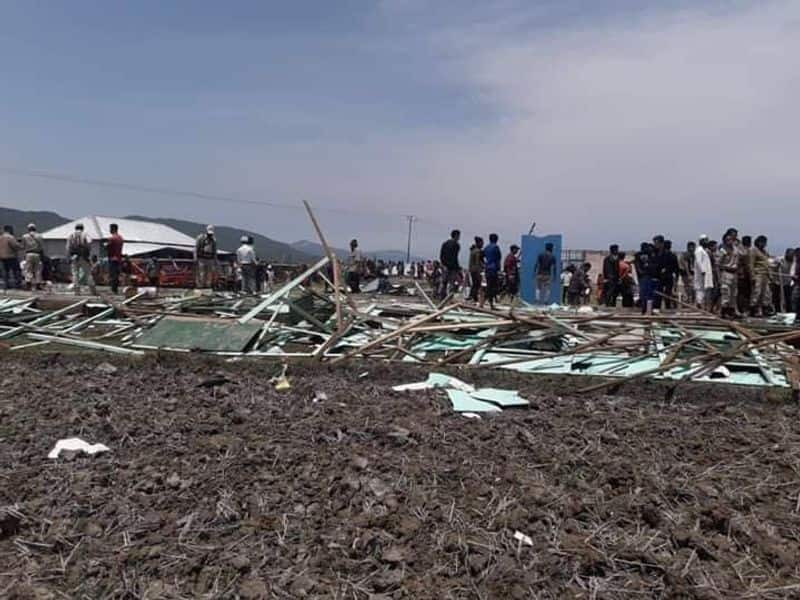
[513,531,534,546]
[48,438,111,459]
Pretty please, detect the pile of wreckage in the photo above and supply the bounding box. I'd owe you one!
[1,202,799,396]
[2,273,799,396]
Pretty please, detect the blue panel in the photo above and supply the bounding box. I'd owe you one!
[520,234,562,304]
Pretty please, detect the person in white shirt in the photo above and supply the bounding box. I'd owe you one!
[560,266,573,305]
[693,236,713,309]
[236,235,257,294]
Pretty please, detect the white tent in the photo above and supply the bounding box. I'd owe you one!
[41,216,196,258]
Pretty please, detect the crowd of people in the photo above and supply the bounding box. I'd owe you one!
[4,219,799,323]
[596,231,799,319]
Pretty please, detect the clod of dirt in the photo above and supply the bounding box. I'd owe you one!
[94,362,118,374]
[381,545,406,564]
[368,478,392,499]
[239,578,268,599]
[227,555,251,572]
[351,455,369,470]
[197,374,233,388]
[166,472,182,489]
[0,508,22,539]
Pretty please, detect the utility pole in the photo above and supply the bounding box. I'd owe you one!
[405,215,416,264]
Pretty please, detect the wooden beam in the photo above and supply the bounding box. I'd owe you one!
[237,256,330,324]
[303,200,344,332]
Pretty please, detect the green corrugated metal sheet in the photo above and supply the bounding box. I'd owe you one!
[133,317,263,352]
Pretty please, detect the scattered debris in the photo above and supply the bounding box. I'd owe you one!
[395,372,530,412]
[47,437,110,459]
[513,531,534,547]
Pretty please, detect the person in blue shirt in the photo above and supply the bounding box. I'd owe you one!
[482,233,502,309]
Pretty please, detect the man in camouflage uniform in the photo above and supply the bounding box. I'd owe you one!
[717,231,739,319]
[749,235,772,317]
[20,223,44,289]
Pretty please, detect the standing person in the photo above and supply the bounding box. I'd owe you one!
[438,230,461,300]
[707,240,721,313]
[662,240,679,309]
[195,225,218,289]
[482,233,501,309]
[779,249,795,313]
[618,252,635,308]
[146,256,160,290]
[504,244,521,300]
[105,223,124,294]
[89,255,100,295]
[749,235,772,317]
[650,235,666,310]
[567,263,591,307]
[346,239,364,294]
[717,232,740,319]
[560,265,574,305]
[634,243,653,314]
[534,242,556,304]
[468,237,484,302]
[121,255,133,289]
[236,235,257,294]
[601,245,620,307]
[266,264,276,292]
[66,223,92,295]
[0,225,21,290]
[20,224,44,290]
[694,238,714,310]
[737,235,753,314]
[679,241,696,305]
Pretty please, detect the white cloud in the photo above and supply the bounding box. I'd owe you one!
[222,0,800,253]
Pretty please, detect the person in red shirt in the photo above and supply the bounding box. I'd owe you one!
[105,223,124,294]
[618,252,634,307]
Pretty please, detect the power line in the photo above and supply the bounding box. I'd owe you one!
[0,165,450,226]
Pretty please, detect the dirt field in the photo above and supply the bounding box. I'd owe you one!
[2,353,800,599]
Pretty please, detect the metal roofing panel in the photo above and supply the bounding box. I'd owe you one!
[40,216,196,247]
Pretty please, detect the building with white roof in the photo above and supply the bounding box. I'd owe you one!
[40,216,197,259]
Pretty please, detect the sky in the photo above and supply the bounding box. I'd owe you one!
[1,0,798,256]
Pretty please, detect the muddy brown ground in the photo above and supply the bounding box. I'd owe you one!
[1,353,800,599]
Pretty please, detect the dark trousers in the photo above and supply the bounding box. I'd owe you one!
[650,278,663,310]
[438,267,459,300]
[347,272,361,294]
[639,276,653,314]
[662,276,675,309]
[109,260,121,294]
[469,271,481,301]
[602,280,618,307]
[737,278,751,313]
[506,275,519,298]
[1,258,20,289]
[770,283,782,313]
[621,284,634,308]
[784,286,793,314]
[485,270,499,306]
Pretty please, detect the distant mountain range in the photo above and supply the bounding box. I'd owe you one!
[125,215,314,264]
[0,206,416,263]
[0,207,69,234]
[291,240,423,263]
[0,206,313,263]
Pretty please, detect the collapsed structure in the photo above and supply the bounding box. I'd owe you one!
[3,203,799,397]
[1,278,798,396]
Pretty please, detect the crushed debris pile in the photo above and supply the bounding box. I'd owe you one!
[2,282,799,394]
